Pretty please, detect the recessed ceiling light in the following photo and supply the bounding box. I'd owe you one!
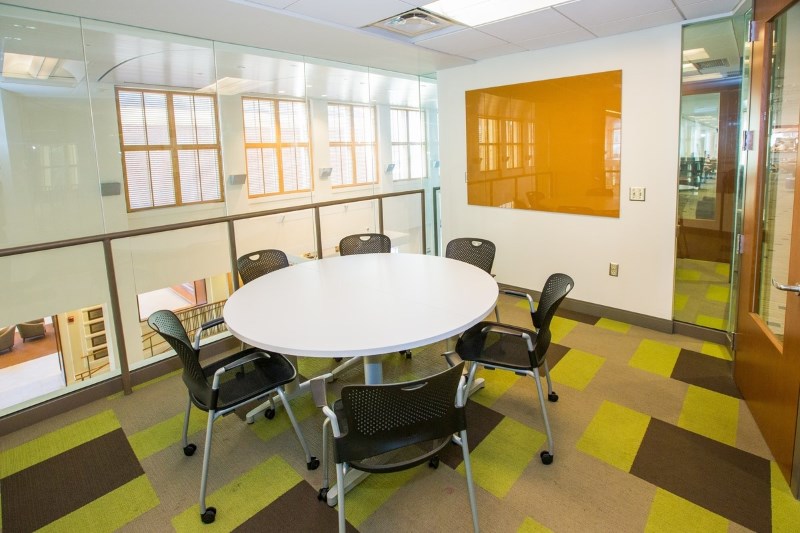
[423,0,569,27]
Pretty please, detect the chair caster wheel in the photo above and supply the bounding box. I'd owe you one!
[265,408,276,419]
[428,456,439,469]
[183,443,197,456]
[334,357,343,362]
[201,507,216,524]
[548,392,558,402]
[308,457,320,470]
[318,487,328,501]
[402,350,413,359]
[540,451,553,465]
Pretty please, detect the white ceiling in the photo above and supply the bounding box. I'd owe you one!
[8,0,745,76]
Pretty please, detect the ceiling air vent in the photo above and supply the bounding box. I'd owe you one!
[368,8,457,38]
[692,58,730,71]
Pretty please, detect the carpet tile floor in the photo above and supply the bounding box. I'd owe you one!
[1,293,799,532]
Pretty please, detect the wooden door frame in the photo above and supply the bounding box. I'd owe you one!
[735,0,800,495]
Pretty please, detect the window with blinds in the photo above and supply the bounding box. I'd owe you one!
[390,108,427,180]
[327,103,377,186]
[116,88,223,211]
[242,97,312,197]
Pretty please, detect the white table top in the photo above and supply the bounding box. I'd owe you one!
[223,253,498,359]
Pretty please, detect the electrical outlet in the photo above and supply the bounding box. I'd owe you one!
[629,187,646,201]
[609,262,619,277]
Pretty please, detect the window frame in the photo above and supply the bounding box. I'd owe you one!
[241,96,313,198]
[115,87,224,212]
[327,102,378,187]
[390,107,428,181]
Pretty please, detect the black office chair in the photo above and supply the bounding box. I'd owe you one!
[448,273,574,465]
[338,233,391,255]
[446,237,499,321]
[311,363,479,533]
[237,248,290,284]
[147,310,318,525]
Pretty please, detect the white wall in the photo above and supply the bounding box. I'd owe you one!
[438,24,682,320]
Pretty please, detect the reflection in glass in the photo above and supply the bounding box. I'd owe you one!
[756,5,799,342]
[673,13,748,332]
[465,70,621,217]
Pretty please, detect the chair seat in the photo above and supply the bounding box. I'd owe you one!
[331,399,450,473]
[458,322,538,371]
[192,348,296,412]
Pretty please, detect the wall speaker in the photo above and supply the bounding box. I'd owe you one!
[228,174,246,185]
[100,182,121,196]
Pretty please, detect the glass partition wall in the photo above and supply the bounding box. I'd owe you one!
[674,12,749,333]
[0,4,438,420]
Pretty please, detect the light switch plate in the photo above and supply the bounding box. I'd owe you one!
[629,187,646,201]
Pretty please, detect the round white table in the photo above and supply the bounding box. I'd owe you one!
[223,252,499,384]
[224,252,497,504]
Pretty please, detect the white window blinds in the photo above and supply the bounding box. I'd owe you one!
[116,88,222,210]
[390,108,427,180]
[243,97,311,197]
[327,103,377,186]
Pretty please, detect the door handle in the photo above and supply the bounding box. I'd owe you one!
[772,278,800,294]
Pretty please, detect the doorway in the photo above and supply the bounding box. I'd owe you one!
[735,0,800,497]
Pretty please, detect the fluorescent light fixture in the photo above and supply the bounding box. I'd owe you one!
[422,0,570,27]
[686,73,724,82]
[2,52,61,80]
[682,48,709,61]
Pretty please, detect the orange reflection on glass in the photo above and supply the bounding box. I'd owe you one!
[466,70,622,217]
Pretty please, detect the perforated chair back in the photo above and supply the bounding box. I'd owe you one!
[237,249,290,284]
[339,233,391,256]
[335,363,465,466]
[530,273,574,362]
[445,238,496,274]
[147,310,211,406]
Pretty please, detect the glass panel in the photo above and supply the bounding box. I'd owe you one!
[112,223,232,369]
[0,6,106,247]
[674,14,748,331]
[81,19,222,227]
[0,244,118,415]
[728,6,754,332]
[233,209,317,263]
[319,199,380,257]
[756,4,800,342]
[465,71,622,216]
[383,193,424,254]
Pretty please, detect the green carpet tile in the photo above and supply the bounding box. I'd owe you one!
[1,293,799,532]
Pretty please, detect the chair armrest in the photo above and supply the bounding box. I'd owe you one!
[321,405,343,438]
[210,351,273,389]
[480,322,536,353]
[309,375,333,408]
[194,317,225,349]
[442,350,461,368]
[499,289,535,313]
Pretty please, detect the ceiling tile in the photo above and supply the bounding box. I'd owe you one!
[675,0,741,20]
[477,8,588,42]
[588,8,684,37]
[285,0,414,29]
[555,0,677,26]
[415,27,509,55]
[518,27,596,51]
[460,42,527,61]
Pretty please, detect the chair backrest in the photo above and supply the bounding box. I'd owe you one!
[531,273,574,359]
[237,249,290,284]
[334,363,465,465]
[339,233,391,256]
[147,310,211,406]
[445,238,496,274]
